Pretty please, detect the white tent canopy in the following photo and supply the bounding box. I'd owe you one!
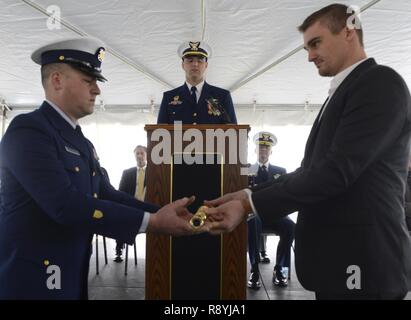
[1,0,410,110]
[1,0,410,187]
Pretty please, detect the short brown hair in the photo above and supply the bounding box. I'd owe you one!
[40,63,65,88]
[298,3,363,47]
[134,145,147,153]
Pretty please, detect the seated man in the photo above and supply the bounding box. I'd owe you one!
[115,145,147,262]
[247,132,295,289]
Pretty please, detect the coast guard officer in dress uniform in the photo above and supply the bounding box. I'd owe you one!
[0,37,205,299]
[157,41,237,124]
[247,132,295,289]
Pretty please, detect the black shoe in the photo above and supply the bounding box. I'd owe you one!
[114,255,123,263]
[259,252,270,264]
[273,266,288,287]
[247,271,261,289]
[114,249,123,263]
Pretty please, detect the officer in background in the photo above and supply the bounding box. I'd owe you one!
[157,41,237,124]
[0,38,205,299]
[115,145,148,262]
[247,132,295,289]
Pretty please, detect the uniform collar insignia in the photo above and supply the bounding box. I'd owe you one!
[169,95,183,105]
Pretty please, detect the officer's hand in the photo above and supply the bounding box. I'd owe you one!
[204,200,247,234]
[147,196,210,236]
[204,190,248,208]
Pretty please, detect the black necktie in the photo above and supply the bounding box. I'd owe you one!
[191,86,197,104]
[259,165,268,182]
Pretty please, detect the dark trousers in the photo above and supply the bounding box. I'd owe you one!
[116,241,124,253]
[248,215,295,269]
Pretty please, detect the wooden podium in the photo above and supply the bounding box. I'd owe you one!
[144,124,249,300]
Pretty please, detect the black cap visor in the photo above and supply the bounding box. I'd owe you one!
[65,60,107,82]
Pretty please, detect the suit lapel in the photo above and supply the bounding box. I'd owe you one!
[304,97,329,162]
[131,168,137,195]
[40,102,90,159]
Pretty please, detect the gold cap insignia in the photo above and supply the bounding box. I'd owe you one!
[262,133,271,141]
[97,48,105,62]
[189,41,200,51]
[93,210,104,219]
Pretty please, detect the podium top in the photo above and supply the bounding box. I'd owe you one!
[145,124,250,131]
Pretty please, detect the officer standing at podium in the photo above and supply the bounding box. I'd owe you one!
[0,37,204,299]
[157,41,237,124]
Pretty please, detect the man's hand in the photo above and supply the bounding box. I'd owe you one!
[147,196,210,235]
[204,199,248,235]
[204,190,248,208]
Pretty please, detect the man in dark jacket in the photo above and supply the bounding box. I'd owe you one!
[0,38,206,299]
[206,4,411,299]
[114,145,148,262]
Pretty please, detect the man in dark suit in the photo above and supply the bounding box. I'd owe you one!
[0,38,207,299]
[114,145,147,262]
[247,132,295,289]
[206,4,411,299]
[157,41,237,125]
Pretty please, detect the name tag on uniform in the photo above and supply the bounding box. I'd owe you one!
[65,146,81,156]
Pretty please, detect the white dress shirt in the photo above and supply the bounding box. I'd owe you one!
[319,58,368,120]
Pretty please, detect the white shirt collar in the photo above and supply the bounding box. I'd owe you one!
[186,81,205,96]
[328,58,368,97]
[46,99,78,129]
[137,165,147,171]
[258,161,270,168]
